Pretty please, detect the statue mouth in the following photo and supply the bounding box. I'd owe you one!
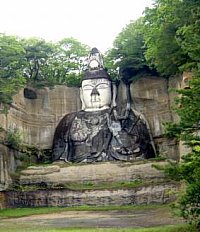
[91,100,100,103]
[91,96,100,103]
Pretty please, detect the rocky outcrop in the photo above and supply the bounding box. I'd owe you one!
[0,86,81,190]
[118,75,182,160]
[0,76,182,153]
[0,144,14,191]
[19,162,166,186]
[131,76,172,136]
[0,75,184,191]
[6,161,180,207]
[0,86,81,149]
[6,182,179,207]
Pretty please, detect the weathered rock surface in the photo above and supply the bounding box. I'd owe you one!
[10,161,179,208]
[131,77,172,137]
[0,144,13,191]
[0,86,81,149]
[6,182,179,207]
[0,75,182,152]
[0,86,80,190]
[19,162,166,186]
[118,75,182,160]
[0,75,184,191]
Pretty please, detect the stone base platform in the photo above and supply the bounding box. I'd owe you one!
[19,161,166,185]
[6,161,180,207]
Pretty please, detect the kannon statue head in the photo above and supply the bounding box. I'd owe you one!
[80,48,113,112]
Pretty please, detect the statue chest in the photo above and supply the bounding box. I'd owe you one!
[70,113,108,142]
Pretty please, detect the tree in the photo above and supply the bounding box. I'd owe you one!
[22,37,89,87]
[0,34,26,104]
[22,38,57,87]
[0,34,90,109]
[175,0,200,71]
[105,18,154,82]
[165,75,200,227]
[143,0,200,77]
[143,0,190,76]
[153,0,200,227]
[56,38,90,87]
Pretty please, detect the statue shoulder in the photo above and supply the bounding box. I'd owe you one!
[54,112,77,138]
[58,112,77,126]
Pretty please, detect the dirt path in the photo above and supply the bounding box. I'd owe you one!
[0,207,183,230]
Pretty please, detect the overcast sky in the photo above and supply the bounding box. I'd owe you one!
[0,0,153,53]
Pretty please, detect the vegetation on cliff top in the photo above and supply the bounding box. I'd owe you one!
[1,0,200,103]
[0,34,89,106]
[106,0,200,79]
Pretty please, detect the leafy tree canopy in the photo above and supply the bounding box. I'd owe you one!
[164,75,200,227]
[56,38,90,87]
[22,37,56,86]
[22,37,89,88]
[0,35,90,106]
[105,0,200,226]
[105,18,156,82]
[143,0,200,76]
[106,0,200,79]
[149,0,200,226]
[0,34,26,104]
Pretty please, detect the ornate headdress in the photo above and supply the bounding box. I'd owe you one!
[83,48,111,81]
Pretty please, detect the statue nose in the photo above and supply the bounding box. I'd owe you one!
[91,87,100,96]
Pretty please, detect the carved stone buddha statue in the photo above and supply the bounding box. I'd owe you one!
[52,48,155,163]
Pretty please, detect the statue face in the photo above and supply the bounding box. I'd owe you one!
[81,78,112,111]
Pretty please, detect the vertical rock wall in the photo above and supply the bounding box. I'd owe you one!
[0,77,182,152]
[0,86,81,149]
[0,85,81,191]
[0,75,184,191]
[117,75,182,159]
[131,76,172,136]
[0,144,13,191]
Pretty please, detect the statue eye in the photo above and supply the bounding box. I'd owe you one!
[83,85,93,90]
[97,84,109,89]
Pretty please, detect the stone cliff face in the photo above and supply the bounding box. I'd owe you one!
[0,77,182,151]
[7,162,179,208]
[0,144,13,191]
[118,75,182,160]
[0,86,81,149]
[0,75,183,190]
[0,86,80,190]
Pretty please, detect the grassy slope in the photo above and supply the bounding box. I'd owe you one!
[0,205,198,232]
[0,224,198,232]
[0,204,168,218]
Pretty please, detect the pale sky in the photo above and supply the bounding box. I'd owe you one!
[0,0,153,53]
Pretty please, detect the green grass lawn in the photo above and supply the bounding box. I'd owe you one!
[0,205,198,232]
[0,204,169,218]
[0,224,198,232]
